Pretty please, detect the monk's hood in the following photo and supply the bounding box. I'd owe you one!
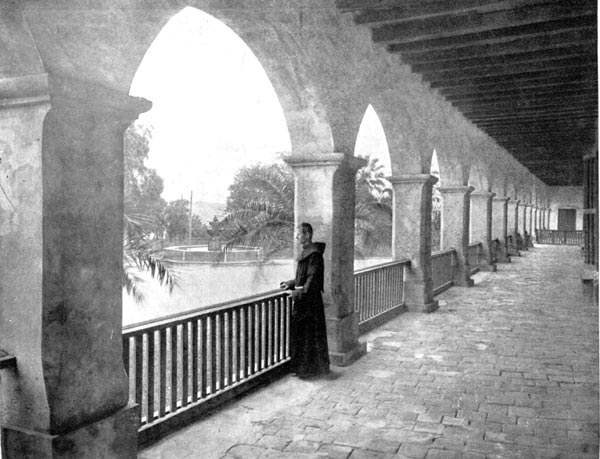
[297,242,326,261]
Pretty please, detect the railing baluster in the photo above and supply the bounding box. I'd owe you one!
[159,328,167,417]
[199,318,206,398]
[274,299,280,363]
[267,300,273,366]
[215,313,222,391]
[278,298,285,362]
[240,307,246,380]
[181,323,189,407]
[170,325,178,414]
[224,311,230,388]
[260,301,267,370]
[134,334,144,422]
[191,320,199,403]
[147,331,156,423]
[232,309,238,383]
[247,305,254,375]
[206,317,213,395]
[285,296,291,358]
[255,303,261,372]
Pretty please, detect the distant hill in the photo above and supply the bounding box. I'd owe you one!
[192,200,226,222]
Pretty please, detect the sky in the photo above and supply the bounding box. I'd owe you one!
[129,7,391,205]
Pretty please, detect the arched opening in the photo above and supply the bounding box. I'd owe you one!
[123,7,292,325]
[353,105,393,268]
[430,149,442,252]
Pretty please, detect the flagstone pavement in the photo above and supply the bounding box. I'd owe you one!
[139,245,599,459]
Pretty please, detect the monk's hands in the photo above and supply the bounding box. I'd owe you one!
[280,282,289,289]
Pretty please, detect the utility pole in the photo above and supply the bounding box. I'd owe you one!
[189,190,193,245]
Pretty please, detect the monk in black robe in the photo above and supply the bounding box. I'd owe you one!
[280,223,330,378]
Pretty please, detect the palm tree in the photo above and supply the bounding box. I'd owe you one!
[354,157,393,257]
[221,159,393,259]
[221,163,295,257]
[123,213,177,304]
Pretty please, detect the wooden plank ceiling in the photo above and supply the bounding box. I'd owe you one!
[336,0,598,186]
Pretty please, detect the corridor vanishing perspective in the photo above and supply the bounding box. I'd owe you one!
[0,2,597,458]
[140,245,599,459]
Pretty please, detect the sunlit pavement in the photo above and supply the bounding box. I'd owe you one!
[139,245,599,459]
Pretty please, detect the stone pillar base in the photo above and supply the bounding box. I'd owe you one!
[453,268,475,287]
[404,279,437,313]
[2,404,138,459]
[326,314,365,367]
[480,263,497,272]
[406,299,439,313]
[453,277,475,287]
[329,342,367,367]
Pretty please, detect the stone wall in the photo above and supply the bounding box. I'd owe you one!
[549,186,584,230]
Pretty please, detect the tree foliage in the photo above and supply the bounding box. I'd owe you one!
[124,122,166,235]
[354,157,393,257]
[123,122,176,302]
[222,163,295,256]
[221,159,393,258]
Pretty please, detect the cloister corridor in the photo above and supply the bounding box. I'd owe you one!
[139,245,599,459]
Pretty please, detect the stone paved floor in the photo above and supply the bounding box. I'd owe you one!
[139,245,599,459]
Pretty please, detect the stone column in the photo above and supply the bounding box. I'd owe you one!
[542,208,548,229]
[439,186,475,287]
[521,204,530,250]
[532,206,538,240]
[492,196,511,262]
[527,205,534,247]
[546,208,552,229]
[506,199,521,255]
[470,191,497,271]
[390,175,438,313]
[285,153,367,366]
[1,75,146,458]
[507,199,518,236]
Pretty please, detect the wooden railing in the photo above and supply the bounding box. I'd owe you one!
[536,229,583,245]
[467,243,482,275]
[124,260,408,441]
[123,290,292,442]
[431,249,455,295]
[354,260,409,333]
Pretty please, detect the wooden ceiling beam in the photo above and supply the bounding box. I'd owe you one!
[428,64,595,88]
[440,77,597,98]
[498,138,594,148]
[421,56,595,81]
[336,0,503,14]
[485,126,595,136]
[372,4,594,43]
[473,115,597,127]
[467,111,598,124]
[353,0,536,24]
[385,16,596,51]
[448,90,597,106]
[398,28,596,63]
[454,98,597,113]
[411,46,595,73]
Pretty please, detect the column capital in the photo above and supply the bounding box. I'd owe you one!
[493,195,510,203]
[284,152,367,171]
[0,73,50,108]
[471,191,496,199]
[437,185,474,194]
[48,74,151,121]
[508,198,520,205]
[388,174,438,186]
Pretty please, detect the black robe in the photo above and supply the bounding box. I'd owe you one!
[283,242,330,377]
